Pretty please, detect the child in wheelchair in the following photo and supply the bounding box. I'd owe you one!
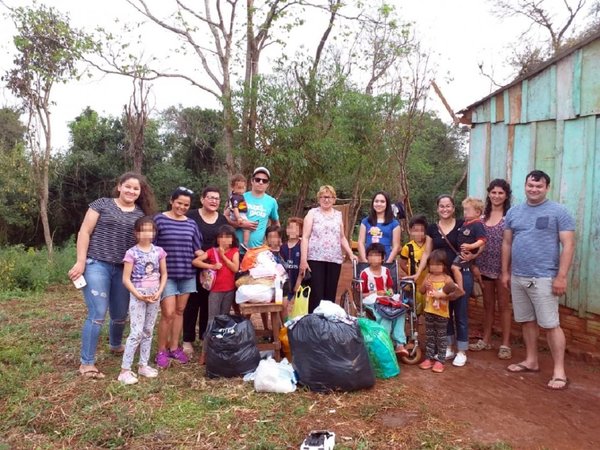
[359,243,409,357]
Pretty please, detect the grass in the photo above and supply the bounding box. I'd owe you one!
[0,287,514,449]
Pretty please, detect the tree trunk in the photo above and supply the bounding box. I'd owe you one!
[39,113,53,257]
[222,84,235,175]
[293,179,311,217]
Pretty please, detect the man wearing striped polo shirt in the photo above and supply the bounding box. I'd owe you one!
[501,170,575,390]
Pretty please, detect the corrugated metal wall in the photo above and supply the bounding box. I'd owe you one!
[466,40,600,316]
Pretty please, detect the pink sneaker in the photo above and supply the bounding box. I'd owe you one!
[155,350,171,369]
[419,359,434,370]
[432,361,445,373]
[169,347,189,364]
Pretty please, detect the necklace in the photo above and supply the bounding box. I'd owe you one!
[114,198,135,212]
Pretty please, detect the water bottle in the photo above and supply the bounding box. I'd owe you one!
[275,275,283,304]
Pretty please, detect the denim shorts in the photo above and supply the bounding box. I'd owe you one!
[162,277,197,299]
[511,276,559,328]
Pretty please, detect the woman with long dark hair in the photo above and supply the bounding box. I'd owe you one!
[357,191,401,263]
[469,179,513,359]
[69,172,157,379]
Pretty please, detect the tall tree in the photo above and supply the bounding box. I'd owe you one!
[3,4,96,256]
[124,75,153,173]
[485,0,596,77]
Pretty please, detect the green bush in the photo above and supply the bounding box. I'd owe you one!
[0,241,75,296]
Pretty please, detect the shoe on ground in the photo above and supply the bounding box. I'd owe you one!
[138,365,159,378]
[445,348,456,360]
[118,370,138,385]
[432,361,445,373]
[452,351,467,367]
[497,345,512,360]
[110,345,125,354]
[469,339,492,351]
[419,359,434,370]
[155,350,171,369]
[169,347,189,364]
[182,341,194,356]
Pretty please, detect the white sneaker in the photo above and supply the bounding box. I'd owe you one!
[138,365,159,378]
[182,341,194,356]
[118,370,139,385]
[452,352,467,367]
[445,348,456,360]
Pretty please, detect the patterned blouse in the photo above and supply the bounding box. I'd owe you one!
[477,217,505,279]
[307,207,343,264]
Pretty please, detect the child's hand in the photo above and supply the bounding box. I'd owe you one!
[213,262,223,270]
[430,290,445,299]
[218,246,226,257]
[423,280,432,291]
[460,243,467,250]
[149,292,161,303]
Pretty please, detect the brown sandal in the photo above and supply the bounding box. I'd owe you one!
[79,368,106,379]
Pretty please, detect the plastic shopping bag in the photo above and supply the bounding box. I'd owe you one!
[289,286,310,319]
[253,357,297,393]
[357,318,400,379]
[235,284,274,304]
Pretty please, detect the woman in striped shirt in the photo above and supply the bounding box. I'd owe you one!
[68,172,157,380]
[154,187,203,369]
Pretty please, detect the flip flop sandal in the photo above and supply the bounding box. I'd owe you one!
[547,377,569,390]
[507,363,540,373]
[79,369,106,379]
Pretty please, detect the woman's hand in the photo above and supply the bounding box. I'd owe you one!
[68,261,86,281]
[299,260,309,277]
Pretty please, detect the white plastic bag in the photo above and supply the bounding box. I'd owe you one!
[235,284,274,304]
[362,293,377,305]
[313,300,347,319]
[253,357,297,393]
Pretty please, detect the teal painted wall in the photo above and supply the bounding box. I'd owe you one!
[465,38,600,315]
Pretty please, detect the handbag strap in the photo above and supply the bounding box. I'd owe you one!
[211,247,221,264]
[437,224,459,256]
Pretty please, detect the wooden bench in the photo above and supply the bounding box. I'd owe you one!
[238,302,284,362]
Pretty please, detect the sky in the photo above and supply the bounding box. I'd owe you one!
[0,0,553,150]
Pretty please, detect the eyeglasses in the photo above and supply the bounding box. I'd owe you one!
[204,195,220,201]
[253,177,270,184]
[177,186,194,195]
[319,195,334,200]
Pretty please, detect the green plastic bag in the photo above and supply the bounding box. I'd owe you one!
[358,318,400,379]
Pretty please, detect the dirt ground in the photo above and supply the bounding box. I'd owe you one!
[336,262,600,450]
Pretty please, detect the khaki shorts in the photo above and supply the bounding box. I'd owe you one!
[511,276,560,329]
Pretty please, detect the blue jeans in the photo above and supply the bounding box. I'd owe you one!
[80,258,130,365]
[447,269,473,351]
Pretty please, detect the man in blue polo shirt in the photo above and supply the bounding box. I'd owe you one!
[501,170,575,390]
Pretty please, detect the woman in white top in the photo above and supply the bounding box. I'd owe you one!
[300,185,356,313]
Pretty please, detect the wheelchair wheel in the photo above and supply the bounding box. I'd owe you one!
[340,289,357,316]
[400,343,422,365]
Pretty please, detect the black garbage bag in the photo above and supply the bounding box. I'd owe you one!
[288,314,375,392]
[205,315,260,378]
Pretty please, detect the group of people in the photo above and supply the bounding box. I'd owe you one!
[68,167,575,390]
